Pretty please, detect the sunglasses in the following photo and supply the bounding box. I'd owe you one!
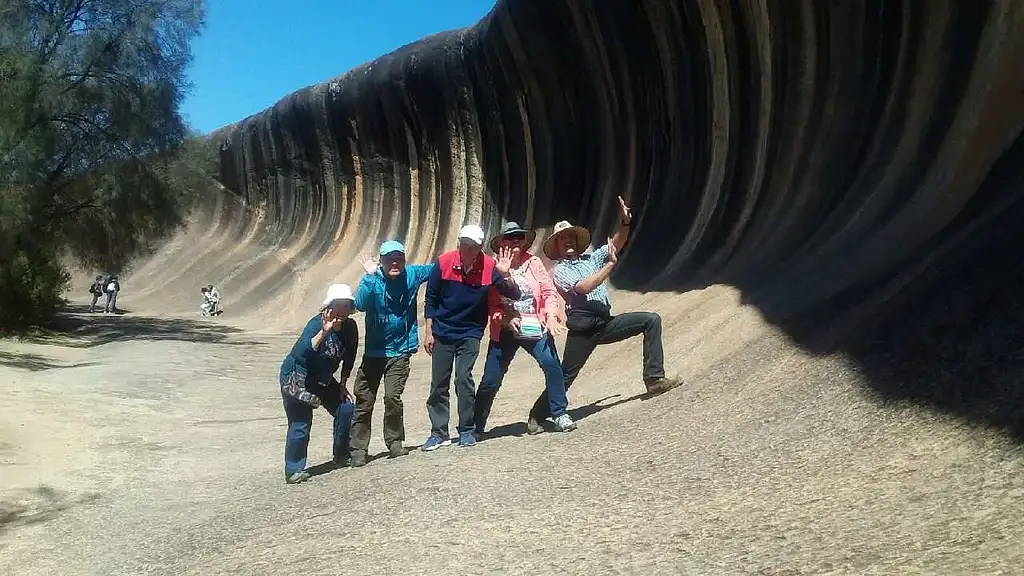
[503,232,526,241]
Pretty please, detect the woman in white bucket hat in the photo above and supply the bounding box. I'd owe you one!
[278,283,359,484]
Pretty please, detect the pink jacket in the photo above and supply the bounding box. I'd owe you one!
[487,252,565,342]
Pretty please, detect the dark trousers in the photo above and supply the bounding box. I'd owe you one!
[349,355,411,454]
[89,292,101,311]
[530,311,664,421]
[426,336,482,437]
[475,331,567,433]
[282,383,353,475]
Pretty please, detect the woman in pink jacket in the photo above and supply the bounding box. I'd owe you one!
[474,222,577,436]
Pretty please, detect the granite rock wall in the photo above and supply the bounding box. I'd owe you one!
[209,0,1024,426]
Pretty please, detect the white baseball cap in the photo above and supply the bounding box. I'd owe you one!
[458,224,485,246]
[321,283,354,306]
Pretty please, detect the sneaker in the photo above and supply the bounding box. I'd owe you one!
[421,434,452,452]
[350,452,367,467]
[552,413,577,432]
[526,415,545,435]
[285,471,310,484]
[644,376,684,397]
[388,442,409,459]
[458,431,477,448]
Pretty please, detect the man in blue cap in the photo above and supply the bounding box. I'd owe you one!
[349,240,435,466]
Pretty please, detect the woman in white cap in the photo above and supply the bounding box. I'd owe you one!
[278,283,359,484]
[474,221,575,435]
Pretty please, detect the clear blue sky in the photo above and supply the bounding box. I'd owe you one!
[182,0,497,134]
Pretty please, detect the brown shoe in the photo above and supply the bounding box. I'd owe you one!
[388,442,409,459]
[526,415,545,435]
[644,376,684,398]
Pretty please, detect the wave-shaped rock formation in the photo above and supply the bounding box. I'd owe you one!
[131,0,1024,435]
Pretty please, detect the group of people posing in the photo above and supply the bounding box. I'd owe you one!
[278,196,682,484]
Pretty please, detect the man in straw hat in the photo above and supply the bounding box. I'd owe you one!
[348,240,435,466]
[422,224,520,451]
[527,196,683,434]
[278,283,359,484]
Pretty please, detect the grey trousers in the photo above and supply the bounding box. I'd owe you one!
[426,336,482,437]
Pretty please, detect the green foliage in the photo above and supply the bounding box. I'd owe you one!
[0,0,211,329]
[0,246,71,331]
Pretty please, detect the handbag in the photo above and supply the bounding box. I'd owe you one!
[281,369,322,408]
[514,315,544,340]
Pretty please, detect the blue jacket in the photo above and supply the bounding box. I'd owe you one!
[279,314,358,387]
[424,250,521,341]
[355,264,435,357]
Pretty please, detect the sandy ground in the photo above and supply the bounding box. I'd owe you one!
[1,287,1023,575]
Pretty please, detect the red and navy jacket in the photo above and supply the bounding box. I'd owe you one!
[424,250,522,341]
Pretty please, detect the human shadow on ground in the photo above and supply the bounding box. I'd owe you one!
[482,393,645,441]
[306,451,393,478]
[0,486,100,537]
[0,350,99,371]
[16,305,263,349]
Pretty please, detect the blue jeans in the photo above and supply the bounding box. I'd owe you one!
[282,384,354,475]
[474,331,567,432]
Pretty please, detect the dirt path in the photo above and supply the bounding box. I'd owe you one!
[2,291,1023,575]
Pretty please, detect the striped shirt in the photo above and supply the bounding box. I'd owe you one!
[551,245,611,311]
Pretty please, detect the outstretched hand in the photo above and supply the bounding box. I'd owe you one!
[321,307,344,332]
[495,245,515,277]
[617,195,632,224]
[606,237,618,265]
[359,253,378,275]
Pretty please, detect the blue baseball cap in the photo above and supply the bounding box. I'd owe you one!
[379,240,405,256]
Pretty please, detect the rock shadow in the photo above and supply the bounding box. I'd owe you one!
[739,169,1024,442]
[482,394,643,441]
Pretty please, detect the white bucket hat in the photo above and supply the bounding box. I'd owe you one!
[321,283,354,307]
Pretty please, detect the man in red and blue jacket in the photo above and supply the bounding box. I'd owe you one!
[422,224,520,450]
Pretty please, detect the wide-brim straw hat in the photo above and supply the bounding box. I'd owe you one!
[489,221,538,253]
[542,220,591,261]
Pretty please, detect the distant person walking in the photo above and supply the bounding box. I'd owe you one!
[88,275,105,312]
[422,225,520,450]
[348,240,435,466]
[278,284,358,484]
[527,196,683,434]
[474,222,575,436]
[103,275,120,314]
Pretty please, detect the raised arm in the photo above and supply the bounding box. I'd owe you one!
[490,247,521,300]
[338,318,358,380]
[609,195,633,253]
[409,263,436,286]
[354,274,376,313]
[564,244,616,296]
